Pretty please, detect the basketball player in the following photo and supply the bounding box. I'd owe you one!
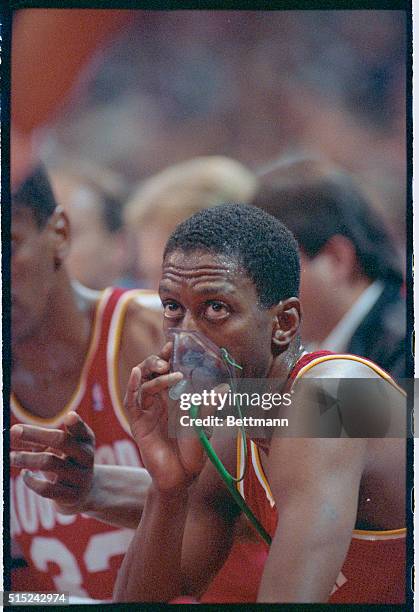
[10,164,162,600]
[115,204,406,603]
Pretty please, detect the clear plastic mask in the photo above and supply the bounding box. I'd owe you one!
[167,328,240,400]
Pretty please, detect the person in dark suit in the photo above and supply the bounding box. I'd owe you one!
[252,159,406,379]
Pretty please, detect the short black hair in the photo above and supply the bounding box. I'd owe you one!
[164,203,300,307]
[12,164,57,227]
[253,172,403,285]
[100,192,125,233]
[66,173,127,234]
[48,164,128,234]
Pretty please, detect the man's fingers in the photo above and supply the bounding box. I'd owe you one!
[10,437,48,452]
[141,372,183,398]
[12,449,91,489]
[125,343,174,409]
[21,470,77,502]
[62,439,95,467]
[10,423,66,449]
[11,451,69,473]
[125,366,142,413]
[11,440,94,472]
[159,341,173,362]
[10,418,94,466]
[63,411,95,444]
[139,354,172,380]
[125,367,182,413]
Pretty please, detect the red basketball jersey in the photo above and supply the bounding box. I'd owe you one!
[10,287,155,601]
[234,351,406,604]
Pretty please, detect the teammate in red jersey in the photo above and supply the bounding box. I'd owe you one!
[115,203,406,604]
[10,164,162,600]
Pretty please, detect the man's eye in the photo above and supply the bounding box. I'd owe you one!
[163,301,183,318]
[204,301,229,320]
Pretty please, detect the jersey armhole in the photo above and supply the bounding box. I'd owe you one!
[293,353,405,396]
[106,290,154,435]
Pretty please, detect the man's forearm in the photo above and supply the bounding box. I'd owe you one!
[258,501,353,602]
[114,484,189,602]
[59,465,151,529]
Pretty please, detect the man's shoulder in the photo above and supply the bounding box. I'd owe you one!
[125,289,163,313]
[91,286,161,334]
[291,352,405,438]
[73,281,102,314]
[119,290,163,362]
[123,290,162,329]
[299,353,387,381]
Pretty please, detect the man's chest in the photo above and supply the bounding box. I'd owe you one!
[12,367,86,419]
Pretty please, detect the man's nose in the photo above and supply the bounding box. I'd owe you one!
[182,311,199,332]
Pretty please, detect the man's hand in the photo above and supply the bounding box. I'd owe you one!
[10,411,95,515]
[125,342,206,492]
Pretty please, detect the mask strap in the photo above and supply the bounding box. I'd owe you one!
[220,348,243,371]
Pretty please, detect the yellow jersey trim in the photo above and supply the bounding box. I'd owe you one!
[251,441,275,508]
[11,288,111,427]
[107,289,159,435]
[293,353,405,396]
[352,528,406,540]
[236,431,245,497]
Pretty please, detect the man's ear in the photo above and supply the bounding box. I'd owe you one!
[48,206,71,269]
[272,297,301,352]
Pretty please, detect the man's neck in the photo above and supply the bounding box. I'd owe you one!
[268,336,305,386]
[13,278,95,373]
[308,277,372,345]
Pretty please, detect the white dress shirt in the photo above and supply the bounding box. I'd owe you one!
[311,280,384,353]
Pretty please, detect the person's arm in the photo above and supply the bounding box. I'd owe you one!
[257,359,386,603]
[115,483,190,602]
[258,356,406,602]
[114,450,240,602]
[114,348,240,602]
[258,436,367,602]
[180,435,242,597]
[68,464,150,529]
[10,412,150,529]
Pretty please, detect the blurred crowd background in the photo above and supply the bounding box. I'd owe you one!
[12,9,407,363]
[41,11,406,186]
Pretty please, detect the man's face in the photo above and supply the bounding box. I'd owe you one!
[298,250,333,343]
[50,175,124,290]
[12,208,56,343]
[159,250,277,378]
